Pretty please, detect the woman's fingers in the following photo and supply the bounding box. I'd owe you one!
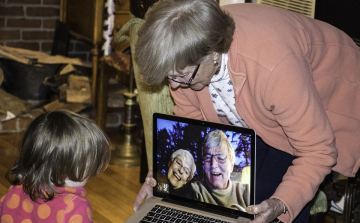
[133,171,156,211]
[246,199,285,223]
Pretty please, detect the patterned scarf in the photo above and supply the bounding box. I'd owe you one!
[209,53,248,127]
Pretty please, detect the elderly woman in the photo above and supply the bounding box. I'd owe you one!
[190,130,250,212]
[156,149,197,194]
[134,0,360,222]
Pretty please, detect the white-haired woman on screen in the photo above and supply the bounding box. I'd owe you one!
[156,149,196,196]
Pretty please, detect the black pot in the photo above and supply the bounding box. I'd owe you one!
[0,58,61,100]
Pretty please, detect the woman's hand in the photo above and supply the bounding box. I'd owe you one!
[133,170,157,211]
[246,198,286,223]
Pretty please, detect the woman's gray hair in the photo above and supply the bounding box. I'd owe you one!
[170,149,196,180]
[136,0,235,84]
[202,130,235,165]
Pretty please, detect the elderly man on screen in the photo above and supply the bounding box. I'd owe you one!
[190,130,250,212]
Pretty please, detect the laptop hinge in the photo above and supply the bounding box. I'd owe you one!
[162,198,241,219]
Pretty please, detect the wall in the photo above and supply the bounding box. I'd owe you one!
[0,0,92,61]
[315,0,360,46]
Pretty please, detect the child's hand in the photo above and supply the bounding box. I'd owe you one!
[133,170,157,211]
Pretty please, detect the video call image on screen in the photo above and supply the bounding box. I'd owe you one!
[154,118,253,212]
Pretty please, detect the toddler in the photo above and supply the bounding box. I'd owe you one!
[0,110,111,223]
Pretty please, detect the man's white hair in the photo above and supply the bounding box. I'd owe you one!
[202,130,235,165]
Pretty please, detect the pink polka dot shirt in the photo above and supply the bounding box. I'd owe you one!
[0,185,92,223]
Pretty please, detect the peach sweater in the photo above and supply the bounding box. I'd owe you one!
[170,4,360,223]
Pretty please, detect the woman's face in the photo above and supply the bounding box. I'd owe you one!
[203,146,233,190]
[167,155,191,189]
[167,53,221,91]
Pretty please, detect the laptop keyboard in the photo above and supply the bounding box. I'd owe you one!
[140,205,231,223]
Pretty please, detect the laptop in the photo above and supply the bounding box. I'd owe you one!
[125,113,256,223]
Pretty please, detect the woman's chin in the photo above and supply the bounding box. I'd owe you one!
[190,83,207,91]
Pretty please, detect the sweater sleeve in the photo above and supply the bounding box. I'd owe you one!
[263,53,337,223]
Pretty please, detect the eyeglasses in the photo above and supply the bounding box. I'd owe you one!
[203,154,231,164]
[167,64,200,85]
[174,158,191,176]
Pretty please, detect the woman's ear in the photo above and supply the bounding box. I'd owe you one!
[212,52,221,61]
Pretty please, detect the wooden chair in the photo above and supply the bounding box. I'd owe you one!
[96,47,131,130]
[333,171,360,222]
[315,171,360,223]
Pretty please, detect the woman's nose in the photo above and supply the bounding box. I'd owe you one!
[169,80,181,89]
[178,167,185,175]
[211,156,219,166]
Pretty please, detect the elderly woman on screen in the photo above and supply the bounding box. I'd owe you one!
[134,0,360,222]
[159,149,196,193]
[190,130,250,212]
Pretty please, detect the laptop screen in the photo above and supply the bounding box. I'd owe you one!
[153,113,255,219]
